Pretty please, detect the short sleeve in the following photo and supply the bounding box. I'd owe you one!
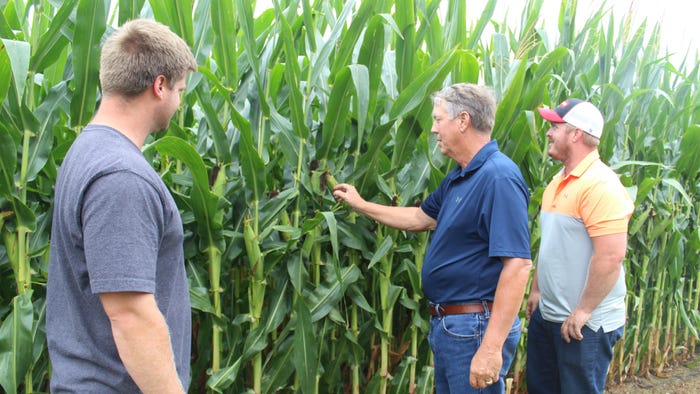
[421,173,452,219]
[486,176,532,259]
[580,176,634,237]
[81,171,164,294]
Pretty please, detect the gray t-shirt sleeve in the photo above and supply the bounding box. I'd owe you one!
[82,171,164,294]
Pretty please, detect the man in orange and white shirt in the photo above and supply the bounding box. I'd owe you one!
[526,99,634,394]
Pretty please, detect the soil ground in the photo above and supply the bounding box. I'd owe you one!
[605,358,700,394]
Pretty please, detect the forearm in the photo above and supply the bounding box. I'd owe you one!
[529,266,539,295]
[575,233,627,314]
[354,201,434,232]
[102,293,184,393]
[481,258,532,351]
[526,265,539,319]
[112,316,183,392]
[560,233,627,341]
[333,184,435,231]
[576,256,622,314]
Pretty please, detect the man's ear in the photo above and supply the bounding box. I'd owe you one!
[153,75,167,98]
[459,111,470,131]
[571,128,582,142]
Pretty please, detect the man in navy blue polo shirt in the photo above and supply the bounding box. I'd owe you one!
[333,83,532,393]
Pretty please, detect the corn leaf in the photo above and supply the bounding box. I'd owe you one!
[150,0,194,46]
[144,136,223,246]
[0,125,16,196]
[211,0,237,87]
[330,0,380,78]
[389,50,460,120]
[0,293,33,394]
[293,298,316,394]
[278,9,308,139]
[261,341,294,393]
[118,0,145,24]
[30,0,78,71]
[2,39,29,101]
[358,14,388,118]
[318,66,353,163]
[309,0,356,87]
[394,0,415,90]
[10,196,36,233]
[675,125,700,180]
[193,85,232,163]
[308,265,361,321]
[70,0,105,127]
[191,0,213,62]
[444,0,466,51]
[493,58,528,141]
[25,97,60,183]
[238,114,266,205]
[0,44,10,104]
[465,0,496,50]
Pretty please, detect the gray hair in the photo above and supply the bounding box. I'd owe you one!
[431,83,497,132]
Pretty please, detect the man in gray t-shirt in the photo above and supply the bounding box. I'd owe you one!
[46,19,197,392]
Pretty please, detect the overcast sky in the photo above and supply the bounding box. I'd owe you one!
[254,0,696,66]
[477,0,697,64]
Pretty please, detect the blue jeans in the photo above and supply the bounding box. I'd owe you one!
[428,306,521,393]
[526,307,623,394]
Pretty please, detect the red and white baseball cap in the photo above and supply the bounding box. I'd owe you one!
[537,99,604,138]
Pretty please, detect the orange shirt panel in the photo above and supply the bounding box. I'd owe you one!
[542,151,634,238]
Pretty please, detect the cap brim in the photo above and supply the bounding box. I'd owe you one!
[537,108,565,123]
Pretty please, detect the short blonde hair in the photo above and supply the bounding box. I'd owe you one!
[100,19,197,96]
[565,123,601,147]
[582,130,601,147]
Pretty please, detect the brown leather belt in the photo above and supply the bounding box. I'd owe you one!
[428,302,493,317]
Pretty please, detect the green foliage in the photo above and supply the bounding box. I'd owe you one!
[0,0,698,393]
[0,293,33,394]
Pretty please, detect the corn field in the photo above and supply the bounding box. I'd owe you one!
[0,0,698,393]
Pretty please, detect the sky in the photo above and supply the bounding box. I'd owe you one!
[469,0,697,64]
[255,0,697,65]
